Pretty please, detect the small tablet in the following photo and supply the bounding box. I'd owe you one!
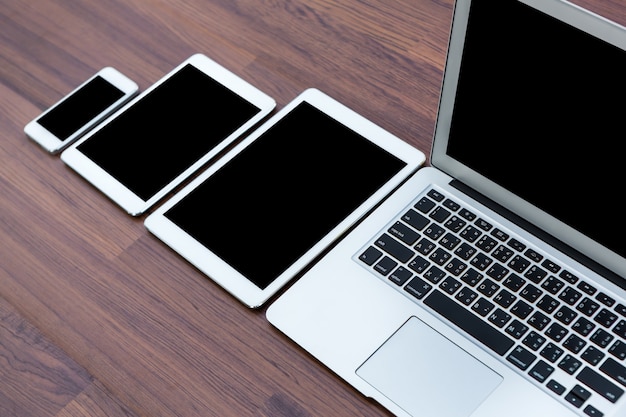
[144,88,425,308]
[61,54,276,216]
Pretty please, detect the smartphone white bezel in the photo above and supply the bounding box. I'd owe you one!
[144,88,426,308]
[60,54,276,216]
[24,67,139,154]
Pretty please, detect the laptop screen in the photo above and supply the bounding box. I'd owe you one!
[432,0,626,279]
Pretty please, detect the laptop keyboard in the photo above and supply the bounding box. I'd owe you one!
[356,187,626,417]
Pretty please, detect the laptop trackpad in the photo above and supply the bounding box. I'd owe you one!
[357,316,502,417]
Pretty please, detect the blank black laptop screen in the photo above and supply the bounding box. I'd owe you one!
[447,0,626,259]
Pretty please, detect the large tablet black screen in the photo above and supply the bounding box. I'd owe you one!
[164,102,406,289]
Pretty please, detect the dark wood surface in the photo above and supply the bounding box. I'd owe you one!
[1,1,624,416]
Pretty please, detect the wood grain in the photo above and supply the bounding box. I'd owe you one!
[1,0,624,416]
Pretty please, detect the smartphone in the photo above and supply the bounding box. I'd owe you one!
[24,67,139,154]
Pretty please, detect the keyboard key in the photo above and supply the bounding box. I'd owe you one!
[590,328,614,349]
[505,319,529,339]
[559,270,579,284]
[541,259,561,273]
[577,297,600,317]
[528,311,550,331]
[426,189,444,202]
[424,290,514,355]
[524,248,543,263]
[490,228,508,241]
[507,345,536,370]
[510,300,533,319]
[581,346,605,366]
[613,320,626,338]
[458,208,476,221]
[583,404,603,417]
[599,358,626,389]
[486,263,509,281]
[439,276,462,295]
[402,209,430,230]
[404,277,432,300]
[472,297,495,317]
[559,287,582,305]
[360,246,382,265]
[408,255,430,274]
[565,385,590,408]
[544,322,568,342]
[430,206,451,223]
[578,365,624,402]
[559,354,582,375]
[541,276,565,294]
[442,198,460,211]
[596,292,615,307]
[388,221,420,245]
[471,252,492,270]
[507,238,526,252]
[522,331,546,351]
[520,283,542,303]
[455,287,478,306]
[524,265,547,284]
[529,360,554,383]
[503,273,525,292]
[578,281,597,296]
[547,379,566,395]
[424,223,445,241]
[444,215,466,232]
[460,268,482,286]
[374,256,397,276]
[475,218,492,231]
[563,334,587,354]
[460,225,482,242]
[414,196,436,213]
[492,245,514,263]
[554,305,577,325]
[476,235,497,252]
[415,237,436,255]
[488,308,511,328]
[477,278,499,297]
[444,258,467,276]
[508,255,530,273]
[594,308,618,328]
[388,266,412,286]
[423,265,446,284]
[374,234,415,263]
[540,343,564,363]
[609,340,626,360]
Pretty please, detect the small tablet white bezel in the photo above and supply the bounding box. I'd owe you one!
[60,54,276,216]
[24,67,139,154]
[145,88,426,308]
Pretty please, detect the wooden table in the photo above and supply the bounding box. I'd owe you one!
[2,1,624,416]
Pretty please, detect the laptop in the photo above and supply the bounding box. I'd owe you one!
[266,0,626,416]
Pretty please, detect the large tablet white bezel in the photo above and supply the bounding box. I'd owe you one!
[144,88,426,308]
[60,54,276,216]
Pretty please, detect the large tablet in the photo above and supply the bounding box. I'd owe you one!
[61,54,276,215]
[145,88,425,307]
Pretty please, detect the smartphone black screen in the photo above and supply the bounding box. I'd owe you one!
[38,76,125,140]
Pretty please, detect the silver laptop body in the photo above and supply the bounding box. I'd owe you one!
[267,0,626,416]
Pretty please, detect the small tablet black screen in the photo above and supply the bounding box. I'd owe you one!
[164,102,406,289]
[76,64,260,201]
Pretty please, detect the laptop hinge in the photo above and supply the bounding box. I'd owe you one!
[450,179,626,291]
